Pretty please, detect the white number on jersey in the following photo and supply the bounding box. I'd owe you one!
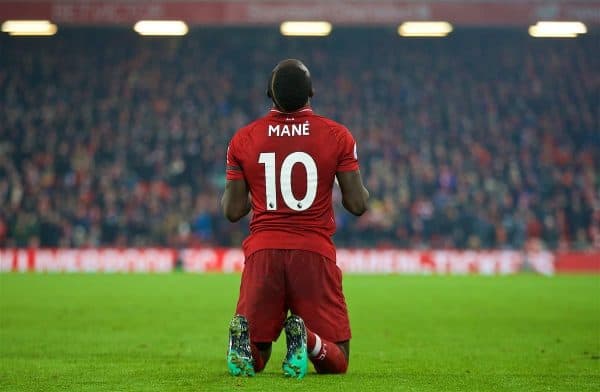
[258,152,318,211]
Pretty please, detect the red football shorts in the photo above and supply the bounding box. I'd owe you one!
[235,249,351,343]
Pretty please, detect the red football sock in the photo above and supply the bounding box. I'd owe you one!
[306,329,348,374]
[250,343,266,372]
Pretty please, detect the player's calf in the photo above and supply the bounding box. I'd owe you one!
[306,330,349,374]
[250,341,271,372]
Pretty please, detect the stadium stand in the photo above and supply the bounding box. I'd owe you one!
[0,28,598,249]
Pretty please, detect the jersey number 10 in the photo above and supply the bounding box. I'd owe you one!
[258,152,318,212]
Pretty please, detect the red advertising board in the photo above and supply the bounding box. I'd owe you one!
[0,248,176,273]
[1,248,597,274]
[554,252,600,273]
[180,248,245,273]
[0,1,599,26]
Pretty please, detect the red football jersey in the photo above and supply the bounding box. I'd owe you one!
[226,107,359,261]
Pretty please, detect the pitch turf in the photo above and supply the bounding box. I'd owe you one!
[0,274,598,391]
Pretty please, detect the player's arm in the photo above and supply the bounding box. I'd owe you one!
[336,126,369,216]
[221,179,251,222]
[336,170,369,216]
[222,136,250,222]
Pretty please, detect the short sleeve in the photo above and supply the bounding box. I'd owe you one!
[337,127,360,172]
[226,135,245,181]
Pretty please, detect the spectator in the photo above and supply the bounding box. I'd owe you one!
[0,28,597,249]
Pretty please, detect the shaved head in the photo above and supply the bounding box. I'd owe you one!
[267,59,314,112]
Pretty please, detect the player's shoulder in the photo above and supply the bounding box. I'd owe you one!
[230,115,268,145]
[310,113,346,130]
[310,113,353,139]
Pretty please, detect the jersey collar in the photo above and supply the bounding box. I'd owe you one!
[269,106,313,116]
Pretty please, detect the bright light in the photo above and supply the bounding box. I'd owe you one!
[398,21,453,37]
[2,20,57,36]
[280,21,332,37]
[133,20,188,36]
[528,21,587,38]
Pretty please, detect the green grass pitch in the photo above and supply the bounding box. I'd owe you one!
[1,274,598,391]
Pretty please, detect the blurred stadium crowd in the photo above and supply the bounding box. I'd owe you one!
[1,29,598,249]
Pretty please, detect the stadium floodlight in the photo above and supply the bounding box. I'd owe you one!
[280,21,332,36]
[1,20,57,36]
[398,21,453,37]
[133,20,188,36]
[528,21,587,38]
